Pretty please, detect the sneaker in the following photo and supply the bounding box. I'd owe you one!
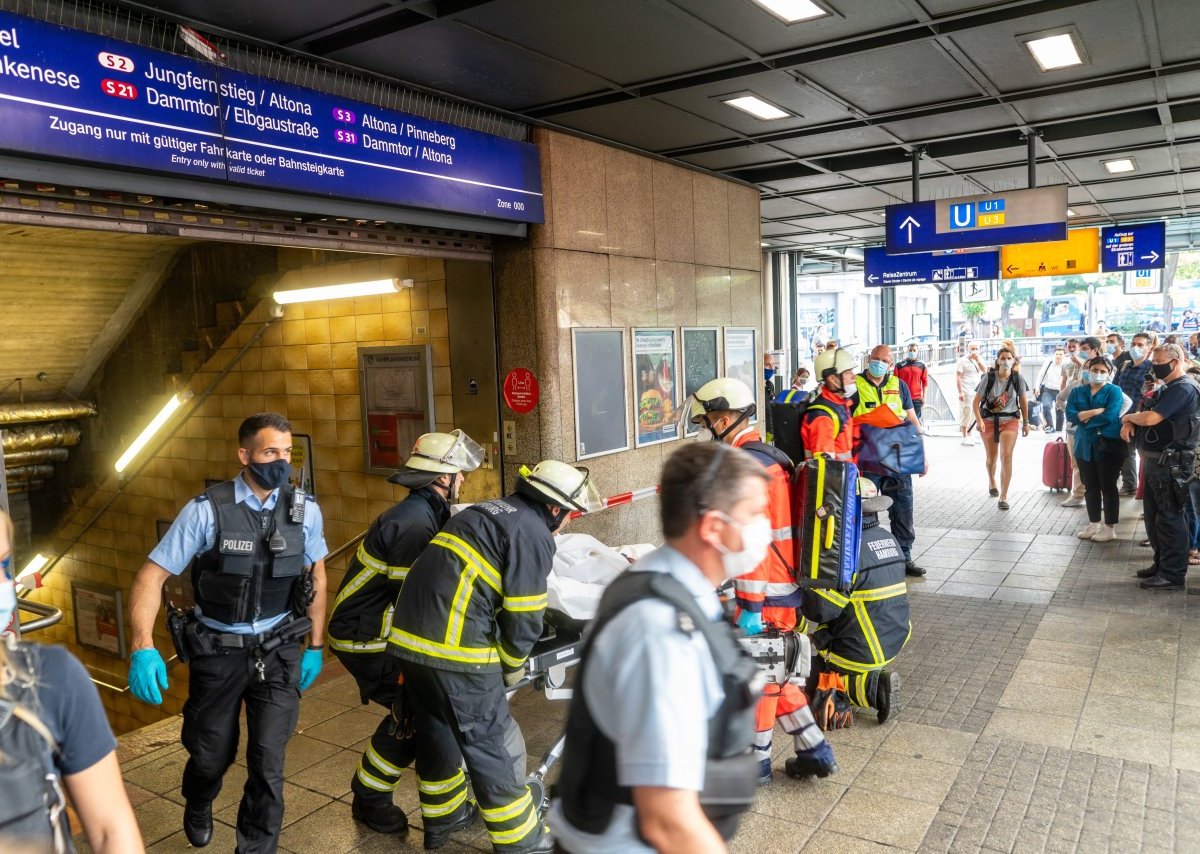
[1061,496,1085,508]
[961,438,973,446]
[423,801,479,850]
[1076,522,1102,540]
[1090,525,1117,543]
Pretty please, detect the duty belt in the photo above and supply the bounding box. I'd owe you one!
[211,615,312,651]
[1146,448,1196,465]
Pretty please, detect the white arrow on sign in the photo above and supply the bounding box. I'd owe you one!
[899,215,921,245]
[867,274,878,283]
[1141,251,1160,263]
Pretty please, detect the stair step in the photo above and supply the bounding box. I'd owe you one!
[180,350,205,374]
[214,300,246,329]
[199,326,223,352]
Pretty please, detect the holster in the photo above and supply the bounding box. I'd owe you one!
[290,567,315,617]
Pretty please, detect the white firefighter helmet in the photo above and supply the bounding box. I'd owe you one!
[814,347,857,380]
[389,430,484,487]
[858,476,892,514]
[517,460,603,513]
[687,377,756,424]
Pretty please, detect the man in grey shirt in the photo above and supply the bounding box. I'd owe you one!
[550,443,768,853]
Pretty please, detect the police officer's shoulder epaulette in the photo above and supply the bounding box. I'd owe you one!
[192,493,209,504]
[675,609,696,635]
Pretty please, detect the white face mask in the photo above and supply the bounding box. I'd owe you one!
[714,513,772,580]
[695,426,715,442]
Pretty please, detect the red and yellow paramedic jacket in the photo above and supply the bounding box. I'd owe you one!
[799,386,854,461]
[731,429,801,626]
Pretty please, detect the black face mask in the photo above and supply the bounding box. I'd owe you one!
[1152,361,1176,381]
[247,459,291,491]
[549,506,570,532]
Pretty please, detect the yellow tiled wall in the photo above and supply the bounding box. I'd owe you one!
[30,252,471,733]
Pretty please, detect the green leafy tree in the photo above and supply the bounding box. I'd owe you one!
[961,300,987,337]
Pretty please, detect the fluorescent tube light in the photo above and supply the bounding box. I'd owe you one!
[272,278,400,305]
[19,553,48,579]
[1024,32,1084,71]
[1067,209,1077,217]
[1103,158,1136,174]
[115,392,192,473]
[752,0,829,23]
[723,95,791,121]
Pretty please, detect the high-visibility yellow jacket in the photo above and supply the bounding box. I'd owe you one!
[854,373,908,420]
[387,493,557,674]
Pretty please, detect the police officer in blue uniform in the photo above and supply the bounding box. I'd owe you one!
[1122,344,1200,591]
[127,413,328,853]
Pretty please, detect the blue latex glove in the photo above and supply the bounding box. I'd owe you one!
[129,648,168,705]
[298,648,323,692]
[736,610,764,636]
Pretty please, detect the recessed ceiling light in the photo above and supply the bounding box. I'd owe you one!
[761,242,771,247]
[1023,32,1085,71]
[751,0,830,23]
[723,94,791,121]
[1103,157,1137,174]
[1067,208,1077,217]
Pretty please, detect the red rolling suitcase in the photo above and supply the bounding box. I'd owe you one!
[1043,438,1071,492]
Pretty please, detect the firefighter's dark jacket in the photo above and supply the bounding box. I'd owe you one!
[387,493,557,674]
[191,480,306,625]
[800,514,911,674]
[327,487,450,655]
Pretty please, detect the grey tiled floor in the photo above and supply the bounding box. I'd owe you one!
[88,434,1200,852]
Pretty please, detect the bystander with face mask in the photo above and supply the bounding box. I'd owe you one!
[1067,358,1128,542]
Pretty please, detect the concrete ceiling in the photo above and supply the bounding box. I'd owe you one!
[0,224,183,401]
[116,0,1200,261]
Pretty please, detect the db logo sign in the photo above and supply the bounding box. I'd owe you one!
[503,368,540,414]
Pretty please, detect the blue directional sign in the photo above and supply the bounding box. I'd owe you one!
[1100,222,1165,272]
[863,247,1000,287]
[885,186,1067,255]
[0,10,543,222]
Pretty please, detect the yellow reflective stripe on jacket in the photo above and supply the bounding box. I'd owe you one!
[430,532,504,648]
[497,645,526,669]
[332,563,375,611]
[853,599,886,665]
[851,582,908,602]
[358,542,408,580]
[815,588,849,608]
[327,635,388,654]
[388,627,500,666]
[502,593,548,613]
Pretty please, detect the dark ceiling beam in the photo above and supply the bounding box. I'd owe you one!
[520,0,1103,118]
[660,58,1200,159]
[298,0,497,55]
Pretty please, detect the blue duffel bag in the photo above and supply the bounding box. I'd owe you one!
[857,422,926,476]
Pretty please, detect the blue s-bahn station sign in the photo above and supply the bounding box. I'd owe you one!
[863,247,999,286]
[885,185,1067,255]
[0,11,544,222]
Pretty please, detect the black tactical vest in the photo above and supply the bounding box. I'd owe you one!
[190,479,306,625]
[0,644,70,853]
[556,570,761,841]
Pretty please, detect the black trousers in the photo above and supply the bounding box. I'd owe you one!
[1121,448,1138,493]
[181,642,302,854]
[403,663,541,850]
[1077,450,1125,526]
[1143,456,1190,584]
[334,649,418,802]
[912,400,923,421]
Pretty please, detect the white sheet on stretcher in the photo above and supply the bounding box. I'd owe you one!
[547,534,656,620]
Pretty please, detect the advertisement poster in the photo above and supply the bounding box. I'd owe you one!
[572,329,629,460]
[681,328,720,436]
[723,327,758,424]
[632,328,679,447]
[73,582,126,659]
[289,433,315,494]
[360,346,433,475]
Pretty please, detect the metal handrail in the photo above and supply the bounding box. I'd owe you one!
[16,599,62,635]
[324,529,368,565]
[86,654,180,694]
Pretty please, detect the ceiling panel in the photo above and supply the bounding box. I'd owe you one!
[771,126,899,159]
[944,0,1148,94]
[679,145,793,171]
[1163,71,1200,101]
[1175,143,1200,170]
[1013,80,1158,124]
[796,186,898,210]
[880,104,1014,142]
[938,145,1031,171]
[1103,198,1179,215]
[551,100,735,151]
[758,173,852,194]
[458,0,744,87]
[114,0,383,45]
[1088,175,1181,201]
[795,214,881,230]
[1047,127,1167,156]
[654,72,857,137]
[1183,173,1200,192]
[761,198,828,219]
[803,42,984,113]
[329,23,608,110]
[679,0,919,58]
[1153,0,1200,65]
